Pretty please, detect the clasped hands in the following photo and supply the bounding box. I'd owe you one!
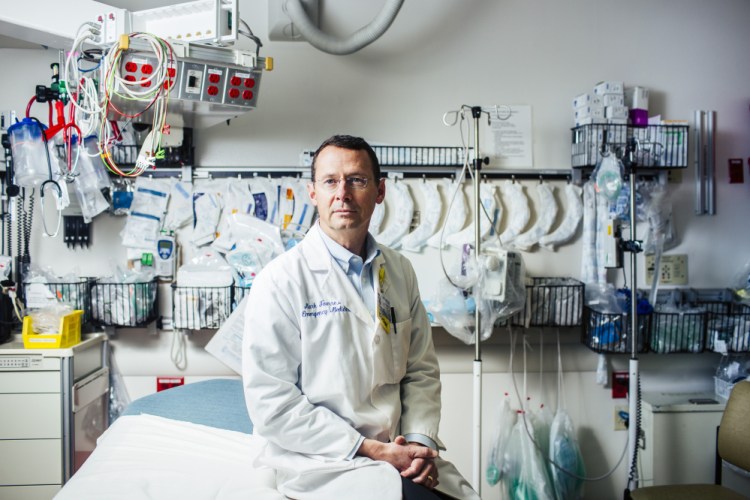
[358,435,439,489]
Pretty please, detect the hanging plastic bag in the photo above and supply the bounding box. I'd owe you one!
[487,395,518,486]
[594,154,623,201]
[503,416,555,500]
[549,409,586,500]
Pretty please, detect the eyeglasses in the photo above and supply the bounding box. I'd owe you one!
[315,176,370,192]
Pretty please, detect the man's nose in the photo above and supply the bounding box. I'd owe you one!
[334,179,353,197]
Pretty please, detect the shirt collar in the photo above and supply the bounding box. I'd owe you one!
[318,226,380,273]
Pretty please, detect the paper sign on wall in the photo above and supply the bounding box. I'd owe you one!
[487,104,533,168]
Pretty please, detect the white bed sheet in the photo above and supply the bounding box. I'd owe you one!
[55,414,285,500]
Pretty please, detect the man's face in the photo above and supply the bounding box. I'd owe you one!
[308,146,385,239]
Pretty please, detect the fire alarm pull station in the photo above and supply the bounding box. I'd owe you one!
[612,371,629,399]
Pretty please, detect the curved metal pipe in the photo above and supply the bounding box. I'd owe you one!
[283,0,405,55]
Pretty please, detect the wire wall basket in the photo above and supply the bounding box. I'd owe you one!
[90,280,157,327]
[571,124,689,169]
[23,278,92,324]
[371,146,471,166]
[707,302,750,353]
[645,289,713,354]
[172,285,233,330]
[581,306,650,354]
[233,285,252,311]
[512,277,584,327]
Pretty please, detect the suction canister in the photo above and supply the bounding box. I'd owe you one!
[7,118,50,188]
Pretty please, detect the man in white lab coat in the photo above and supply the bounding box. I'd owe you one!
[243,135,479,500]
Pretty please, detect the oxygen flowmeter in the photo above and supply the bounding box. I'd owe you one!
[155,233,176,278]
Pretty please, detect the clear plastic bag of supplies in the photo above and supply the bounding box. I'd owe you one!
[174,250,233,330]
[91,267,156,326]
[426,277,477,344]
[23,267,88,312]
[428,250,525,344]
[549,409,585,500]
[486,396,518,486]
[27,303,74,334]
[650,292,705,353]
[503,416,555,500]
[715,354,750,399]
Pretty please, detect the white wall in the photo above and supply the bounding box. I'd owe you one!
[2,0,750,498]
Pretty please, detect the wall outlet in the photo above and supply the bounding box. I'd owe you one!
[645,254,688,285]
[614,405,628,431]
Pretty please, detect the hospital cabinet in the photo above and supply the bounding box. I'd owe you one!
[0,334,109,500]
[639,391,725,487]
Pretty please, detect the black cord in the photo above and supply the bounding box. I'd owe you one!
[16,192,22,261]
[23,191,33,258]
[627,375,642,484]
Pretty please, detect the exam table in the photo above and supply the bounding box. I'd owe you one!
[54,378,285,500]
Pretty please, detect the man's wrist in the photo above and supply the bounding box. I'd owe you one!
[403,433,437,451]
[356,438,384,460]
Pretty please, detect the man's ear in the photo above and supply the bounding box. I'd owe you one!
[376,178,386,204]
[307,181,318,206]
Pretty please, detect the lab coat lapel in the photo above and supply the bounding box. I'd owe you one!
[302,224,373,326]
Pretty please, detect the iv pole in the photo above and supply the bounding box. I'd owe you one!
[621,138,643,497]
[442,104,490,494]
[469,106,490,493]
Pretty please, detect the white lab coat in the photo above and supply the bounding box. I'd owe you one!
[243,223,478,500]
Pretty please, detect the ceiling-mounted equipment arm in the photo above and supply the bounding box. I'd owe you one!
[283,0,404,55]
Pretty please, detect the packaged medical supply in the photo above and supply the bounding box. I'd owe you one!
[574,106,604,121]
[163,180,194,231]
[446,183,498,248]
[192,187,223,247]
[629,108,648,127]
[605,106,629,120]
[120,177,171,249]
[572,93,602,109]
[513,183,557,251]
[539,184,583,251]
[499,181,531,247]
[374,178,414,249]
[602,94,625,107]
[593,80,624,95]
[401,179,441,252]
[625,86,649,109]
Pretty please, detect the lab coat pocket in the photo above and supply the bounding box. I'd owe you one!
[389,318,412,382]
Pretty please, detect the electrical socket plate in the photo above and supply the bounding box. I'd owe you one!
[614,405,628,431]
[645,254,688,286]
[268,0,319,41]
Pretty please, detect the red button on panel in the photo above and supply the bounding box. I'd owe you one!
[124,75,136,82]
[124,61,137,73]
[242,90,253,100]
[167,67,176,77]
[164,80,173,90]
[141,80,152,88]
[207,86,219,96]
[208,73,221,84]
[228,88,240,99]
[244,78,255,88]
[230,76,241,86]
[141,64,153,75]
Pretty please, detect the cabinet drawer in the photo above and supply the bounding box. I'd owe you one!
[0,440,62,485]
[0,393,61,439]
[0,485,61,500]
[0,371,60,394]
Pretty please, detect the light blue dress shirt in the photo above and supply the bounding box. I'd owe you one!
[318,228,438,454]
